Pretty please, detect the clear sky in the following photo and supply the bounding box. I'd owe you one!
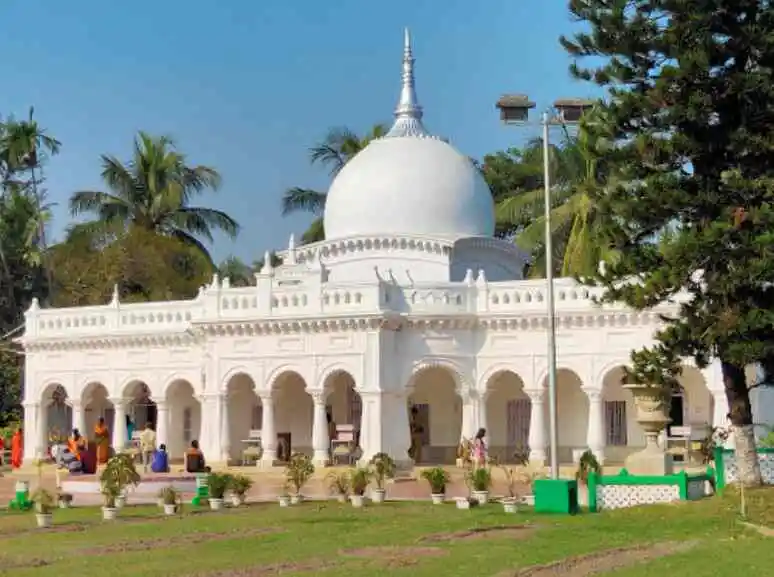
[0,0,598,264]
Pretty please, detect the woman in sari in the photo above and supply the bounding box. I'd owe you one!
[68,429,87,460]
[94,417,110,464]
[10,427,23,469]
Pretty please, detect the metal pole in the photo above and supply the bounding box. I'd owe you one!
[542,111,560,480]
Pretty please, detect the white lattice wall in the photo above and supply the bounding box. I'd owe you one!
[596,484,680,510]
[722,452,774,485]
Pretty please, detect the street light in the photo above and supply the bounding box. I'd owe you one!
[495,95,595,480]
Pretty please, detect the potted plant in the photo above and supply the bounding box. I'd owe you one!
[206,473,231,510]
[369,452,395,503]
[229,474,253,507]
[101,481,121,521]
[158,486,180,516]
[575,449,601,507]
[285,453,315,504]
[277,483,291,507]
[349,466,371,508]
[31,488,55,528]
[467,466,492,504]
[326,471,350,503]
[99,453,140,509]
[421,467,450,504]
[57,491,73,509]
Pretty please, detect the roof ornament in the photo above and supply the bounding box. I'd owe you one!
[286,234,297,265]
[385,28,430,139]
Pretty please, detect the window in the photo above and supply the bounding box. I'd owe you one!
[605,401,627,446]
[506,399,531,448]
[183,407,192,443]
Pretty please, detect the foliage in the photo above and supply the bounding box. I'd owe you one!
[282,124,388,244]
[575,450,601,484]
[206,473,232,500]
[68,131,238,264]
[623,347,683,392]
[456,438,473,467]
[325,471,350,496]
[31,488,55,515]
[216,253,283,287]
[158,486,179,505]
[489,455,522,498]
[758,431,774,449]
[228,474,253,497]
[99,453,141,493]
[466,466,492,492]
[101,481,121,508]
[284,453,315,494]
[698,427,732,464]
[368,452,396,490]
[349,466,371,496]
[420,467,450,494]
[562,0,774,485]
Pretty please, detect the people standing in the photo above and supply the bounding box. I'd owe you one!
[94,417,110,464]
[139,423,157,473]
[10,427,23,469]
[408,406,424,464]
[473,428,488,468]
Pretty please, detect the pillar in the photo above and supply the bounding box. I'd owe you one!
[110,398,127,451]
[197,394,220,461]
[259,392,276,464]
[460,389,477,442]
[35,402,47,458]
[311,390,329,466]
[220,393,230,463]
[154,399,169,447]
[22,401,39,461]
[582,386,606,463]
[477,390,488,436]
[383,391,412,467]
[357,390,378,462]
[70,400,86,436]
[525,388,547,465]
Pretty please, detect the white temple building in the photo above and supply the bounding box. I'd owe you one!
[19,31,774,468]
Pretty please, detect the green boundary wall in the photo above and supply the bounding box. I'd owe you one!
[713,446,774,491]
[588,467,714,513]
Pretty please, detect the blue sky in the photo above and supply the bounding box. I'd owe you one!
[0,0,598,264]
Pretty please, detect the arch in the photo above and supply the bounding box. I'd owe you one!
[266,365,311,390]
[225,372,261,464]
[317,361,360,390]
[41,383,72,445]
[322,370,362,450]
[162,373,200,399]
[40,381,70,403]
[594,358,632,389]
[121,379,156,433]
[220,366,257,391]
[408,363,462,464]
[270,369,312,462]
[164,379,201,457]
[675,365,713,434]
[539,368,587,464]
[408,358,468,391]
[483,369,532,462]
[478,363,532,392]
[80,381,113,439]
[600,364,635,458]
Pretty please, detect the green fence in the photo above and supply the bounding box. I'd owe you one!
[588,468,714,512]
[713,447,774,490]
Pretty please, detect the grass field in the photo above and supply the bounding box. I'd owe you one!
[1,490,774,577]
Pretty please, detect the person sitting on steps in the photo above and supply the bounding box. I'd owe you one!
[184,440,209,473]
[151,443,169,473]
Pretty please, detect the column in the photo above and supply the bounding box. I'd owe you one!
[583,386,606,464]
[711,390,734,447]
[154,399,169,447]
[311,391,329,466]
[477,391,488,436]
[259,392,276,464]
[111,398,127,451]
[22,402,38,461]
[384,391,412,467]
[36,402,47,459]
[70,400,86,435]
[459,389,477,442]
[525,389,547,465]
[197,394,220,461]
[357,391,377,462]
[219,393,231,463]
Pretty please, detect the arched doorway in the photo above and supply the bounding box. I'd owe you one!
[271,371,312,462]
[484,370,531,463]
[322,371,361,448]
[81,382,113,441]
[43,385,72,445]
[165,380,201,458]
[123,381,156,437]
[547,369,587,464]
[225,373,261,463]
[408,366,462,464]
[601,365,636,463]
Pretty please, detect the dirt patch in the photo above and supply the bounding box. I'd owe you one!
[739,521,774,537]
[341,546,447,559]
[188,561,335,576]
[420,525,535,543]
[0,557,52,570]
[497,540,700,577]
[0,522,90,537]
[77,527,283,555]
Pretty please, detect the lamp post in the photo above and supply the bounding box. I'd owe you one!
[495,95,594,480]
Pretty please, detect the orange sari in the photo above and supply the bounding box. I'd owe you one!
[10,431,22,468]
[94,424,110,464]
[68,435,86,460]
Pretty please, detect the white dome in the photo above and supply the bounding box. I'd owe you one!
[323,135,495,240]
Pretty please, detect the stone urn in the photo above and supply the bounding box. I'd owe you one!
[623,384,674,475]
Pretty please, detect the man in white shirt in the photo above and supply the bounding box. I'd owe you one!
[139,423,157,473]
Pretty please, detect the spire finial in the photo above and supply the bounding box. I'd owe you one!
[385,28,430,138]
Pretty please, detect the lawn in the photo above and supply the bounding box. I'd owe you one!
[1,491,773,577]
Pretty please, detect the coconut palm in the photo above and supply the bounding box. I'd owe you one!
[217,256,254,287]
[69,131,239,264]
[495,112,618,278]
[282,124,388,244]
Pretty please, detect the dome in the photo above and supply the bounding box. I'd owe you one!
[322,29,495,241]
[323,136,494,240]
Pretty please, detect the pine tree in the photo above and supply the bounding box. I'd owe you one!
[563,0,774,485]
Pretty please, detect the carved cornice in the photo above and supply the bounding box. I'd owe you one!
[22,331,200,353]
[193,315,390,337]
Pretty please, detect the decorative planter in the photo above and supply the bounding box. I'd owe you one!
[430,493,445,505]
[115,495,126,509]
[163,504,177,516]
[371,488,386,503]
[350,494,365,508]
[456,498,471,510]
[502,499,518,514]
[290,494,303,505]
[278,496,290,507]
[336,494,347,504]
[102,507,118,521]
[472,490,489,504]
[623,384,674,475]
[36,513,53,528]
[209,498,225,511]
[231,494,245,507]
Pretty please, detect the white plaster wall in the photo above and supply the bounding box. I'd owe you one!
[167,383,201,458]
[226,375,260,462]
[409,367,461,462]
[273,378,313,455]
[556,370,589,461]
[484,371,529,453]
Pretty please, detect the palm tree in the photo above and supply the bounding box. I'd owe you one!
[69,131,239,264]
[282,124,388,243]
[494,112,618,278]
[217,256,254,287]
